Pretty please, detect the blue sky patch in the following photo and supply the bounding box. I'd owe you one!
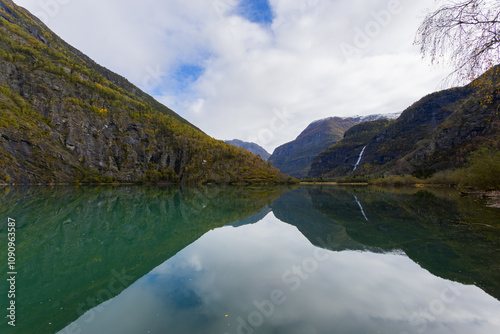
[237,0,274,25]
[170,64,205,93]
[176,64,204,83]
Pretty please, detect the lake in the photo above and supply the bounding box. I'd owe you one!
[0,185,499,334]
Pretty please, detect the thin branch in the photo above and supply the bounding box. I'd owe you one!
[415,0,500,84]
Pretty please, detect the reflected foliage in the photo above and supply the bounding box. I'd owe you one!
[305,186,500,301]
[0,185,285,333]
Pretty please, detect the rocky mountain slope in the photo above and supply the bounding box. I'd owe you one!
[225,139,270,161]
[396,68,500,176]
[268,113,399,178]
[310,67,500,178]
[309,120,394,177]
[0,0,291,184]
[269,117,357,178]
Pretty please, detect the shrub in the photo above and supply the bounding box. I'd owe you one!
[423,148,500,190]
[424,170,461,186]
[370,175,421,187]
[458,148,500,189]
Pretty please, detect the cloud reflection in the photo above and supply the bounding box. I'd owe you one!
[60,213,500,334]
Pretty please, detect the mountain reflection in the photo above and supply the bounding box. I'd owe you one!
[60,186,500,334]
[0,185,286,334]
[1,185,499,334]
[305,186,500,301]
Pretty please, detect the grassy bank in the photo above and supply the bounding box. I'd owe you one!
[302,148,500,191]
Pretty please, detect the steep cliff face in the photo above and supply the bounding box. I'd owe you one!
[0,0,290,184]
[225,139,271,161]
[310,67,500,178]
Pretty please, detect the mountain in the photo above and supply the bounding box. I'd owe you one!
[0,0,292,185]
[268,113,400,178]
[225,139,271,161]
[268,117,357,178]
[395,68,500,176]
[309,67,500,178]
[309,120,394,177]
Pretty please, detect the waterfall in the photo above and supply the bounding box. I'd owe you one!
[353,146,367,171]
[354,195,369,221]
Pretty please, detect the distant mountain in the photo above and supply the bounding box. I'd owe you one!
[225,139,271,161]
[268,113,400,178]
[309,119,395,177]
[0,0,291,184]
[309,66,500,178]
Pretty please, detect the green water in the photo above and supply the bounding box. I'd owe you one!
[0,185,499,334]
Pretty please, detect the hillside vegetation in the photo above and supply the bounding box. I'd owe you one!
[0,0,292,185]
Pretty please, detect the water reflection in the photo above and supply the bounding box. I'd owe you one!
[1,185,499,334]
[62,212,500,334]
[0,186,286,334]
[307,186,500,300]
[58,186,500,334]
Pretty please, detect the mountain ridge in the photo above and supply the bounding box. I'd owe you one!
[308,112,400,127]
[1,0,196,129]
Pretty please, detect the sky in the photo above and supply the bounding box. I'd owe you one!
[13,0,450,153]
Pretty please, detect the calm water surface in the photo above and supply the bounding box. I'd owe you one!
[0,185,499,334]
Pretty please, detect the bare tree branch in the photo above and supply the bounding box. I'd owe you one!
[415,0,500,84]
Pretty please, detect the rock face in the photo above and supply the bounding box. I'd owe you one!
[0,0,291,184]
[225,139,271,161]
[309,67,500,178]
[268,114,400,178]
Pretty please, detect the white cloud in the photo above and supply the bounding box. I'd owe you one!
[13,0,449,152]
